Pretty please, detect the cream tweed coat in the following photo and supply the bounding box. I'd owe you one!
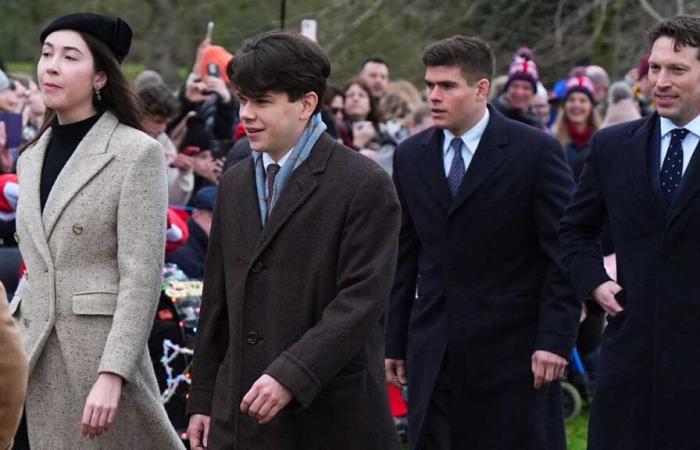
[12,112,184,449]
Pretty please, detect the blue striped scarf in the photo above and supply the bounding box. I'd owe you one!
[253,113,327,225]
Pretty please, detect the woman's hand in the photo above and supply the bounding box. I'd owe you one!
[80,373,123,439]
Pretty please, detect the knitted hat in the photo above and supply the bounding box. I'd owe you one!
[505,51,539,92]
[637,54,650,80]
[564,75,596,104]
[40,13,133,63]
[199,45,234,84]
[191,186,217,211]
[0,174,19,222]
[166,207,189,253]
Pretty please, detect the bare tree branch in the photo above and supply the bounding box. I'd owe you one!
[325,0,386,54]
[639,0,663,22]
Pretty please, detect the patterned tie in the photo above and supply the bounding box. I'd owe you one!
[266,163,281,215]
[660,128,689,204]
[447,137,465,196]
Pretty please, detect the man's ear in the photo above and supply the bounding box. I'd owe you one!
[299,91,319,120]
[476,78,490,101]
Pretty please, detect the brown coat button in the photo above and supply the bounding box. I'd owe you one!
[246,332,260,345]
[251,261,264,273]
[72,224,84,235]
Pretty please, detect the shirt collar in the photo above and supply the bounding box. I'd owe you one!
[261,148,293,170]
[660,114,700,139]
[442,108,490,155]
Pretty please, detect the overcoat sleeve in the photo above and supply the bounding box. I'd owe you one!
[559,133,612,302]
[97,142,168,382]
[532,139,581,358]
[264,166,401,408]
[384,148,419,360]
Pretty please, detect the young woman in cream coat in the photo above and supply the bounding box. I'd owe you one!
[11,13,183,449]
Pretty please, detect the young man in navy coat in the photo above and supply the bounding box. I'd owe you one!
[560,15,700,450]
[385,35,580,450]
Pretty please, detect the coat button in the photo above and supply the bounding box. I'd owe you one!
[24,272,28,281]
[251,261,264,273]
[246,332,260,345]
[23,318,30,328]
[72,224,84,235]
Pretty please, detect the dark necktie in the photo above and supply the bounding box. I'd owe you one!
[447,137,465,196]
[660,128,689,204]
[266,163,281,214]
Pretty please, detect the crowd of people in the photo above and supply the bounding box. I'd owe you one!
[0,9,698,450]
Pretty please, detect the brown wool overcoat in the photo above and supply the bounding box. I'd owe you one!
[13,112,184,449]
[187,133,402,449]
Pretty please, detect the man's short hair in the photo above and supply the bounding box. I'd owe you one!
[229,31,331,114]
[137,82,178,118]
[360,57,389,71]
[648,15,700,59]
[422,36,495,85]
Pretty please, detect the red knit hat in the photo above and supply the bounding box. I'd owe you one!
[199,45,234,83]
[165,207,190,253]
[0,174,19,222]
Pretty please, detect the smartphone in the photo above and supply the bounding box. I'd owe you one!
[205,21,214,41]
[181,146,202,157]
[207,63,220,78]
[0,112,23,148]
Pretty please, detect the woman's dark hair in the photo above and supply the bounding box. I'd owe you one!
[21,31,144,153]
[422,35,495,85]
[138,82,179,119]
[228,31,330,114]
[648,15,700,58]
[343,77,382,124]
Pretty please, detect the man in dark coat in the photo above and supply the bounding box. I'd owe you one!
[186,31,402,450]
[385,36,580,450]
[560,15,700,450]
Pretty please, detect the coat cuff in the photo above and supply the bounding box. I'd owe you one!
[265,351,322,409]
[535,331,577,359]
[574,264,611,302]
[186,387,214,416]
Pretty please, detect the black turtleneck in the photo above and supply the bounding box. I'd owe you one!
[40,112,102,211]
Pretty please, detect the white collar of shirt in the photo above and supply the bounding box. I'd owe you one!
[659,114,700,140]
[262,148,293,171]
[442,108,490,157]
[659,114,700,174]
[441,109,490,176]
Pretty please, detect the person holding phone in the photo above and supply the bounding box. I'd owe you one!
[12,13,183,448]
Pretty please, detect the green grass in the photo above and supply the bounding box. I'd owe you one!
[566,407,590,450]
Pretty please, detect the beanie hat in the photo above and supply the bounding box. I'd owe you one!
[199,45,234,84]
[505,50,539,92]
[166,207,189,253]
[564,75,596,104]
[0,174,19,222]
[40,13,132,63]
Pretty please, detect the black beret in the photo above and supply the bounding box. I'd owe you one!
[40,13,132,63]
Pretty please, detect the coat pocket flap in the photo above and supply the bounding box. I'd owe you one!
[72,292,118,316]
[9,294,21,315]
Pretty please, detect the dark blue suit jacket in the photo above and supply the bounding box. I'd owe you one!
[387,105,579,449]
[560,113,700,450]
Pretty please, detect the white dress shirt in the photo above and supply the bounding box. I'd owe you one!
[659,114,700,175]
[442,109,490,177]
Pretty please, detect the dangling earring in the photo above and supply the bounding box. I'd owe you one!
[94,87,102,101]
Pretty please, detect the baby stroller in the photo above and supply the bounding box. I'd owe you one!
[561,347,595,422]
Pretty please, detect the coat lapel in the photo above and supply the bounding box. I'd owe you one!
[248,134,333,264]
[447,106,507,218]
[667,138,700,227]
[623,114,666,228]
[234,157,263,251]
[41,112,117,240]
[416,128,452,214]
[17,131,53,266]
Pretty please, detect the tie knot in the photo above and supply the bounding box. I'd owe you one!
[267,163,281,178]
[671,128,690,142]
[451,137,463,153]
